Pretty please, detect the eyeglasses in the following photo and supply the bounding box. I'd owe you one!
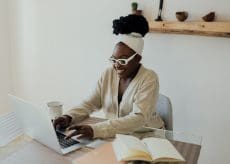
[109,53,137,66]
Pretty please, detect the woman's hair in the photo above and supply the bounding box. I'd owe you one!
[112,14,149,37]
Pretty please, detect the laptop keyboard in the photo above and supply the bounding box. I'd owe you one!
[56,131,79,149]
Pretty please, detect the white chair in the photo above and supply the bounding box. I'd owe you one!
[156,94,173,130]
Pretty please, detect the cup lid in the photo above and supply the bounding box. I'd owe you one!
[47,101,63,107]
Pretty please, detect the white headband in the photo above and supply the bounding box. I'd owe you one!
[116,32,144,55]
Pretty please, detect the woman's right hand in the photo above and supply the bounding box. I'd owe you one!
[53,115,72,130]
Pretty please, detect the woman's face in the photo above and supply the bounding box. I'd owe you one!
[111,42,141,79]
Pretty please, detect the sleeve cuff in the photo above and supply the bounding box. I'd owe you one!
[91,121,116,139]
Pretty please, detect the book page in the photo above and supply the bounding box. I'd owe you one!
[112,139,130,161]
[116,134,149,154]
[142,137,185,162]
[113,134,152,161]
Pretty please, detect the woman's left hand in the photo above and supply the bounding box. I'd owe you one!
[65,125,94,139]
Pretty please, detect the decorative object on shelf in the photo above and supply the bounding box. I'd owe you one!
[131,2,142,15]
[202,12,215,22]
[175,11,188,22]
[155,0,164,21]
[131,2,138,13]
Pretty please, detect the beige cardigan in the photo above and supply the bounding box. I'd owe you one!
[65,65,164,138]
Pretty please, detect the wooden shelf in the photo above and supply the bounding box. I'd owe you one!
[149,21,230,38]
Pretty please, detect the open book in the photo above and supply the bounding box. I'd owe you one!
[112,134,185,163]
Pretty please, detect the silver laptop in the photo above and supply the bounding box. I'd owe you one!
[8,95,84,155]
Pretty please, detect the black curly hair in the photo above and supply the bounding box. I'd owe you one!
[112,14,149,37]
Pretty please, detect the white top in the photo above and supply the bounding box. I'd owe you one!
[65,65,164,138]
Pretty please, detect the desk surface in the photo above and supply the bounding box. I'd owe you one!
[0,117,201,164]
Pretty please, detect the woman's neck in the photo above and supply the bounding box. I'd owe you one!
[120,64,141,82]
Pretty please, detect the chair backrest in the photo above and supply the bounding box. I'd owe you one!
[156,94,173,130]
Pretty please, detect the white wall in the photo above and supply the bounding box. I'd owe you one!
[8,0,230,163]
[0,0,11,115]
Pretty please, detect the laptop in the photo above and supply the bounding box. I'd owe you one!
[8,94,84,155]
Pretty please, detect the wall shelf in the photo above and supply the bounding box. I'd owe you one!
[149,21,230,38]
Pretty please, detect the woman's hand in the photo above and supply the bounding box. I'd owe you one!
[53,115,72,130]
[65,125,94,139]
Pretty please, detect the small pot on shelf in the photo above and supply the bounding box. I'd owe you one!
[175,11,188,22]
[202,12,215,22]
[132,10,142,15]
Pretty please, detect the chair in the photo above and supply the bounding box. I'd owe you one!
[156,94,173,130]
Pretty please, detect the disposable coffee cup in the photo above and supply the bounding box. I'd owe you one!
[47,101,63,120]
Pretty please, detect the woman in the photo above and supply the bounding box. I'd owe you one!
[53,14,164,139]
